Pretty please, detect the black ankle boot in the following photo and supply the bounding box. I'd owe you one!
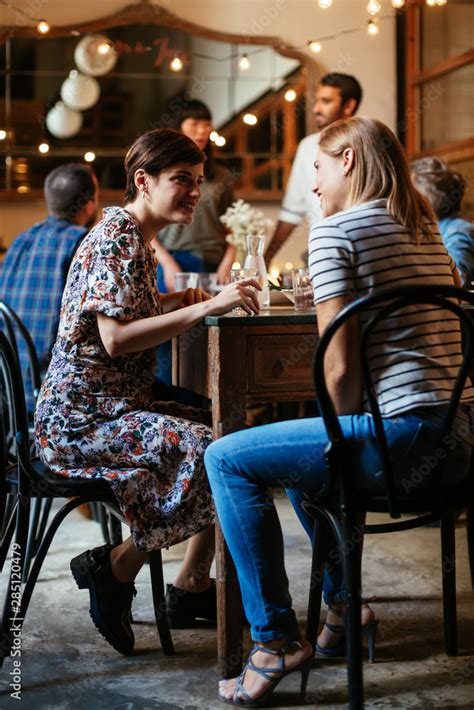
[165,580,216,628]
[70,543,136,655]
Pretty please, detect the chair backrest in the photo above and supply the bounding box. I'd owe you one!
[0,330,43,495]
[313,284,474,518]
[0,300,42,405]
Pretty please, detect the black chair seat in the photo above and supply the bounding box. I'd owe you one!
[5,459,116,499]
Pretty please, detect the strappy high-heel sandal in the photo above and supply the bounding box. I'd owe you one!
[315,604,379,663]
[219,640,313,707]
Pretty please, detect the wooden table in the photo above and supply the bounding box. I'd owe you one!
[173,307,318,678]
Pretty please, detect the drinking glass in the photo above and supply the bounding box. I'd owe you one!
[198,272,218,294]
[229,268,257,315]
[292,268,314,310]
[175,272,199,291]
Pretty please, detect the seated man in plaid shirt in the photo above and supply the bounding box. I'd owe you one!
[0,163,99,417]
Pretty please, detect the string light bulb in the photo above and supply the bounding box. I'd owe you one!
[391,0,405,7]
[84,151,96,162]
[97,41,112,55]
[170,56,184,72]
[284,89,297,102]
[215,135,226,147]
[0,130,6,140]
[367,19,379,35]
[317,0,333,8]
[239,54,250,71]
[426,0,436,5]
[243,113,258,126]
[435,0,447,5]
[209,131,218,142]
[38,142,50,154]
[37,20,50,35]
[367,0,381,16]
[308,41,322,54]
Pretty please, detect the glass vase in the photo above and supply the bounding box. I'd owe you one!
[244,234,270,308]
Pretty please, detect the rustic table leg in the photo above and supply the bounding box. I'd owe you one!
[209,326,247,678]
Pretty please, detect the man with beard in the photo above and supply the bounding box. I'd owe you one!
[0,163,99,416]
[265,73,363,267]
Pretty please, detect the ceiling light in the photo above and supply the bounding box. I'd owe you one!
[170,56,184,72]
[367,19,379,35]
[37,20,50,35]
[239,54,250,71]
[243,113,258,126]
[367,0,381,15]
[317,0,333,8]
[309,41,322,54]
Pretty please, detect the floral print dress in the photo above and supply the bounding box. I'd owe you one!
[35,207,214,551]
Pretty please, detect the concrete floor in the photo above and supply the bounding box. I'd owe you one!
[0,498,473,709]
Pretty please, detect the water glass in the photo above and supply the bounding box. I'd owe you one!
[292,268,314,311]
[229,268,257,316]
[198,272,218,294]
[175,272,199,291]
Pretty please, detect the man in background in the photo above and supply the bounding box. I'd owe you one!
[265,72,363,267]
[0,163,99,415]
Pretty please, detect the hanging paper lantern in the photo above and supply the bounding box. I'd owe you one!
[74,34,118,77]
[46,102,83,138]
[60,70,100,111]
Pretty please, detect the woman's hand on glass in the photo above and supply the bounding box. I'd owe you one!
[180,288,211,307]
[210,278,261,315]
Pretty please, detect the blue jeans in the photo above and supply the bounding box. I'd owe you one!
[204,406,473,642]
[156,250,218,384]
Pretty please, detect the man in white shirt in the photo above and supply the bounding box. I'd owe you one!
[265,73,363,267]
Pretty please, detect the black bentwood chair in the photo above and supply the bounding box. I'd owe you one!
[0,300,50,582]
[0,330,174,665]
[304,285,474,710]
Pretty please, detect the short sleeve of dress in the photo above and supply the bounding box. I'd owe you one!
[308,222,355,304]
[82,210,157,322]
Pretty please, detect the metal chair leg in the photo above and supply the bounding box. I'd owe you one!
[467,499,474,590]
[0,494,30,664]
[149,549,174,655]
[109,512,123,546]
[440,513,458,656]
[306,514,331,651]
[0,500,18,573]
[343,512,364,710]
[22,497,42,582]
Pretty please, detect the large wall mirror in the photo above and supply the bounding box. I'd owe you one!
[0,2,317,200]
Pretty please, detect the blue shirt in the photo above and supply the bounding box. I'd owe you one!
[0,216,86,415]
[439,216,474,288]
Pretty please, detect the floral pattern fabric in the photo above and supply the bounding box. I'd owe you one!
[35,206,214,551]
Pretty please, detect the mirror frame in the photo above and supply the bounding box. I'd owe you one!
[0,0,318,201]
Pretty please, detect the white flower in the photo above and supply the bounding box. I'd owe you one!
[220,199,274,250]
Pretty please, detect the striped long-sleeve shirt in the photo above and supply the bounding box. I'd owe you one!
[308,198,474,417]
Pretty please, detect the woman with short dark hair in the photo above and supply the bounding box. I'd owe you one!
[35,128,260,656]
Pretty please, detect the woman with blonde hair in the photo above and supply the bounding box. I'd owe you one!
[204,117,474,706]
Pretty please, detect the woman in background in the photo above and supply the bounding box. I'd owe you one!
[152,98,236,292]
[152,98,236,383]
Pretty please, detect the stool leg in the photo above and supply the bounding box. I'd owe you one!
[467,500,474,590]
[343,512,364,710]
